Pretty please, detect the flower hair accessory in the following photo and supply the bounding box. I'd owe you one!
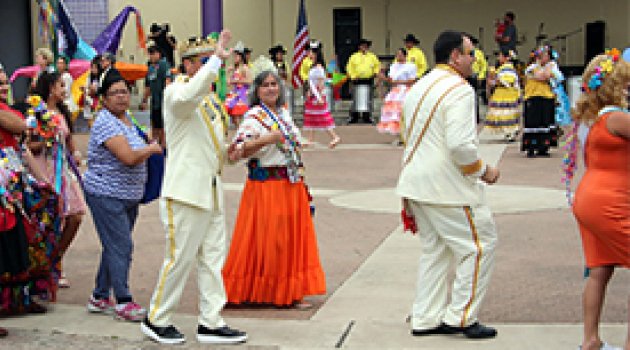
[582,48,621,93]
[533,45,550,58]
[505,50,517,60]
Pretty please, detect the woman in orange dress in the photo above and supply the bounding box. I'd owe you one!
[570,50,629,350]
[223,67,326,308]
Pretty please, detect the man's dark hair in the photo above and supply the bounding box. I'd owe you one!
[505,11,515,21]
[462,32,479,45]
[148,45,162,56]
[433,30,463,64]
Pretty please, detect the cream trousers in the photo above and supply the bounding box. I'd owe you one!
[148,198,227,328]
[408,201,498,330]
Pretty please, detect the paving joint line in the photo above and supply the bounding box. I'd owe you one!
[334,320,356,348]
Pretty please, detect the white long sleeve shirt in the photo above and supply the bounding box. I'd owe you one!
[396,66,486,206]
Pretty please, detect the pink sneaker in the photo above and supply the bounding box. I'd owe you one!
[86,296,114,314]
[114,302,147,322]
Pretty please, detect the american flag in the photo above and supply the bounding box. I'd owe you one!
[291,0,309,88]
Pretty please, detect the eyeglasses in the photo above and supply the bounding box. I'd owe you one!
[106,89,130,97]
[463,48,476,58]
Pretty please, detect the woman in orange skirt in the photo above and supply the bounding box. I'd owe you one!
[223,67,326,307]
[569,50,629,350]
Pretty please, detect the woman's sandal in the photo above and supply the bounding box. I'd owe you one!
[58,272,70,288]
[328,137,341,149]
[292,300,313,310]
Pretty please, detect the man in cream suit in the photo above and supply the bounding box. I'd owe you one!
[141,30,247,345]
[396,30,500,340]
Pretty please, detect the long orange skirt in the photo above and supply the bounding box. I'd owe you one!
[222,178,326,306]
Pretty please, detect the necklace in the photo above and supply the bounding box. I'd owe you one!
[259,104,302,183]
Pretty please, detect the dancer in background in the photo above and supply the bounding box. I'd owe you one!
[522,46,555,157]
[548,50,571,127]
[303,44,341,148]
[378,48,416,136]
[484,49,521,141]
[225,47,252,126]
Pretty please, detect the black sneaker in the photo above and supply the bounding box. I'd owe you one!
[411,323,454,336]
[196,324,248,344]
[141,317,185,344]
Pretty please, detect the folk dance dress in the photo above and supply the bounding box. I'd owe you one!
[549,63,571,126]
[0,101,61,314]
[31,111,86,217]
[484,62,521,140]
[522,62,556,155]
[303,65,336,130]
[378,62,416,135]
[225,67,250,118]
[222,105,326,306]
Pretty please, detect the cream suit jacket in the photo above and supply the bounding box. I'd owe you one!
[161,56,227,210]
[396,67,487,206]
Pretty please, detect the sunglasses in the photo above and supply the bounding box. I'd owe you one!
[189,56,210,64]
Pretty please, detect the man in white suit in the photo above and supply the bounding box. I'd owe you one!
[141,30,247,345]
[396,30,500,339]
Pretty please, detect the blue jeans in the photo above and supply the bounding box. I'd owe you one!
[85,192,139,303]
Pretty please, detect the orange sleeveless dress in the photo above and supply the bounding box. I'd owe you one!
[573,112,630,268]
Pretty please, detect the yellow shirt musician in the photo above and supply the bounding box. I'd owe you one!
[472,49,487,80]
[346,39,381,80]
[346,38,381,123]
[404,34,428,77]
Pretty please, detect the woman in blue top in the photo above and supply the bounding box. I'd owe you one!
[83,70,162,322]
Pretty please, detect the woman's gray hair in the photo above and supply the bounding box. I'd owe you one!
[248,70,286,108]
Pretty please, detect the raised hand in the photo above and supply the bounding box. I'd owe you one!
[215,29,233,60]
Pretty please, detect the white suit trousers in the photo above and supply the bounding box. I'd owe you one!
[408,201,497,330]
[148,198,227,328]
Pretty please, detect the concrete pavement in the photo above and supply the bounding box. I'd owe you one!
[1,125,628,349]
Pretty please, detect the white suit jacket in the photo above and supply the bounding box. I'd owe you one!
[161,56,228,210]
[396,66,487,206]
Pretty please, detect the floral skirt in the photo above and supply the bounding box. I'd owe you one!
[1,185,61,315]
[378,85,408,135]
[222,178,326,306]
